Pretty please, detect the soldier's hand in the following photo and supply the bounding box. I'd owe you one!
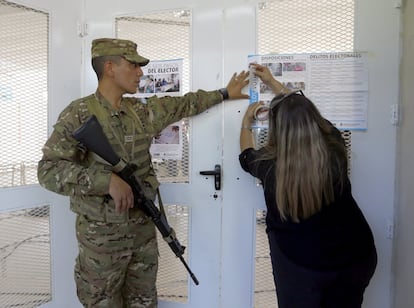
[109,173,134,215]
[226,71,250,100]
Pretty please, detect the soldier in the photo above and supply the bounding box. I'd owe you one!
[38,38,249,307]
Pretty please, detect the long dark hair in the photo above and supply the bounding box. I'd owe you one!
[261,93,346,222]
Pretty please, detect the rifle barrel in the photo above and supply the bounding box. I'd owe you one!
[180,256,199,285]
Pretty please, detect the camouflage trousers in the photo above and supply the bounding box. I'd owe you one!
[74,214,158,308]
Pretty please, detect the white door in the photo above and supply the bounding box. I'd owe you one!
[82,1,263,308]
[84,1,238,308]
[0,0,83,307]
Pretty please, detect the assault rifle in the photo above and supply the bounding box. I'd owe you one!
[72,115,199,285]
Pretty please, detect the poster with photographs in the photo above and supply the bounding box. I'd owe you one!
[137,59,183,159]
[248,52,368,130]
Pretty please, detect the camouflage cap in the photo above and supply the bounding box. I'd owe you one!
[91,38,149,66]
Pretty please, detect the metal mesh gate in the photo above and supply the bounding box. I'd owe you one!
[0,1,50,307]
[0,1,357,307]
[254,1,355,307]
[0,205,51,307]
[156,205,190,303]
[0,0,357,307]
[0,0,48,188]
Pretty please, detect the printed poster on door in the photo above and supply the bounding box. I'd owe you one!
[248,52,369,130]
[136,59,183,160]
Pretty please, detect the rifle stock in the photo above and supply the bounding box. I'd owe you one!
[72,115,199,285]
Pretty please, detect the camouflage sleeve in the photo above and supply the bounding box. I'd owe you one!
[144,89,222,133]
[37,104,112,197]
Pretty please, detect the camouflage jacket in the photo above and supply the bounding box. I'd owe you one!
[38,89,222,223]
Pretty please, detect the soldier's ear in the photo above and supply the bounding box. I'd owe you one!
[104,60,118,78]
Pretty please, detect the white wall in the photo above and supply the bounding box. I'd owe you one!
[351,1,401,306]
[394,0,414,307]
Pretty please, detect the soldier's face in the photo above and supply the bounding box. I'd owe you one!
[113,58,143,94]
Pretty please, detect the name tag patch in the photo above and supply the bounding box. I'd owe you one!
[125,135,133,143]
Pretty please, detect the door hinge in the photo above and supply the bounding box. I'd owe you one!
[390,104,399,126]
[386,220,394,239]
[393,0,402,9]
[77,21,88,38]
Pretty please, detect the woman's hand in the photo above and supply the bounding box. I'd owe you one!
[242,101,263,127]
[250,63,287,95]
[251,63,274,85]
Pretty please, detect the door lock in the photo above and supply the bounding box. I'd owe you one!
[199,164,221,190]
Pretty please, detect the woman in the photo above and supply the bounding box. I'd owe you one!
[239,64,377,308]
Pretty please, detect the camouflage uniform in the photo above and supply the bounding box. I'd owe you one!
[38,38,223,308]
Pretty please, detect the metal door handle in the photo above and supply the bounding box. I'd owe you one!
[199,164,221,190]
